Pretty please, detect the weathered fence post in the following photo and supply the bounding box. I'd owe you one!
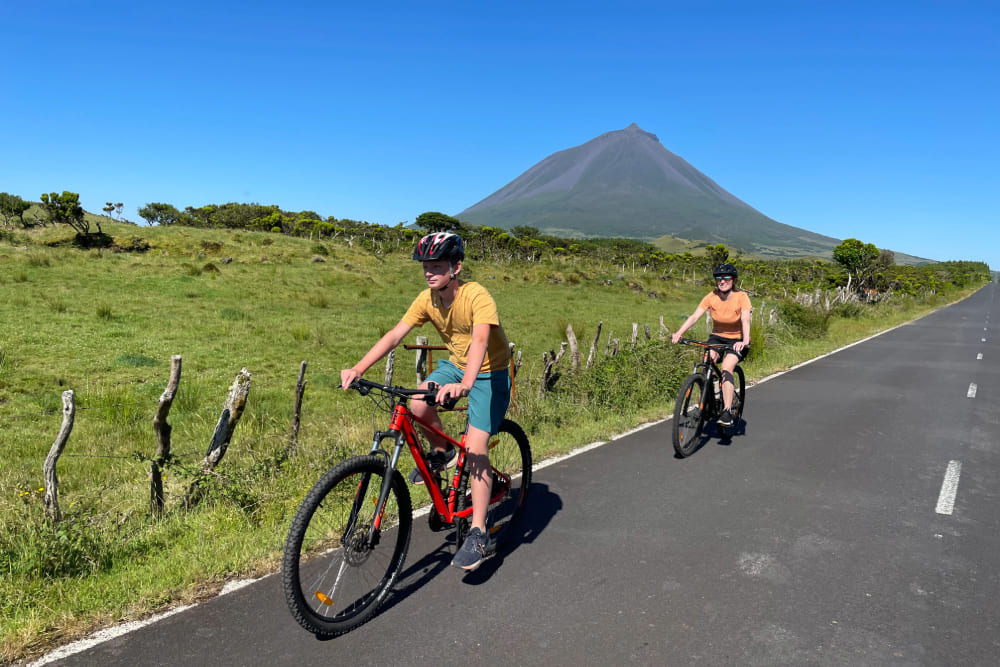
[586,321,603,369]
[44,390,75,523]
[414,335,429,384]
[659,316,670,339]
[185,368,252,509]
[566,324,580,371]
[287,360,307,457]
[630,323,639,348]
[151,355,182,516]
[644,324,651,341]
[384,349,395,385]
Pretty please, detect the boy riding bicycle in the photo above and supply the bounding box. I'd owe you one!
[340,231,511,571]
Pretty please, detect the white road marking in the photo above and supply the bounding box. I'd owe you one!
[978,353,984,360]
[935,460,962,515]
[982,338,987,342]
[967,383,978,398]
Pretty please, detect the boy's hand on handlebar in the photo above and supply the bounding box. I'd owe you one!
[340,368,362,390]
[435,382,469,406]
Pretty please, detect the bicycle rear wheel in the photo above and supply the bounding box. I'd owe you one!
[455,419,532,555]
[282,455,412,637]
[672,374,707,457]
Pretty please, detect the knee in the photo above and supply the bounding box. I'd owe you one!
[721,370,734,384]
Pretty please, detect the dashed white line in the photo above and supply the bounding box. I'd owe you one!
[935,460,962,515]
[978,353,984,360]
[967,383,978,398]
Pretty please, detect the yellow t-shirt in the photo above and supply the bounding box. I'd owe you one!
[698,290,752,339]
[402,282,510,373]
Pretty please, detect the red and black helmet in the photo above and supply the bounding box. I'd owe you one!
[413,232,465,262]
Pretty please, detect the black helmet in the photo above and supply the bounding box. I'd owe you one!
[413,232,465,262]
[712,263,738,280]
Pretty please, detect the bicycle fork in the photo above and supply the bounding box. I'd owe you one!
[357,429,406,547]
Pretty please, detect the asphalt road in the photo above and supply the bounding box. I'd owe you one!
[35,284,1000,666]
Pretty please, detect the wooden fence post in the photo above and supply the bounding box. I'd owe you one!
[151,355,182,516]
[287,360,307,457]
[384,349,395,385]
[630,323,639,348]
[44,390,75,523]
[185,368,252,509]
[566,324,580,371]
[414,335,429,384]
[586,321,603,369]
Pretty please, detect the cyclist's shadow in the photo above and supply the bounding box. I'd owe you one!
[381,482,562,609]
[674,417,748,458]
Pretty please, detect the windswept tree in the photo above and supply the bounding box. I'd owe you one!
[138,202,185,226]
[40,191,99,235]
[705,243,730,267]
[511,225,540,239]
[833,238,881,290]
[0,192,33,227]
[415,211,463,233]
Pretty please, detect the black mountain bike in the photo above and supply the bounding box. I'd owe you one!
[671,338,746,457]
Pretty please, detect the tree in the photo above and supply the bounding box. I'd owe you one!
[415,211,463,232]
[0,192,33,227]
[833,238,880,290]
[40,191,99,235]
[705,243,730,267]
[138,202,184,226]
[511,225,540,239]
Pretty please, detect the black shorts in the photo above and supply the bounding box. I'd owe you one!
[707,334,747,362]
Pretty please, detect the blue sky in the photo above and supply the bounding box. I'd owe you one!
[3,1,996,268]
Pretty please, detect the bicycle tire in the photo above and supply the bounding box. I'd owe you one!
[282,455,412,637]
[720,366,746,437]
[672,374,707,457]
[455,419,532,556]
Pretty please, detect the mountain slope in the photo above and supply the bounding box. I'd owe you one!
[458,123,842,259]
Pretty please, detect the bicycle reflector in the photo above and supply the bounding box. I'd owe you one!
[314,591,334,606]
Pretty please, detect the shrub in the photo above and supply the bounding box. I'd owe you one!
[778,302,830,339]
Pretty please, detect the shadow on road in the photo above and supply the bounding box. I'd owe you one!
[352,482,563,626]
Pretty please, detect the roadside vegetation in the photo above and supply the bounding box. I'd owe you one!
[0,201,991,663]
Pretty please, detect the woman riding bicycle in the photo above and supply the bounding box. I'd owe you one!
[671,262,751,427]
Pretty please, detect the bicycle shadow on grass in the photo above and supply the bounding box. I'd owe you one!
[376,482,563,616]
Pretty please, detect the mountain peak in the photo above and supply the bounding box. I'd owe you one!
[458,126,842,259]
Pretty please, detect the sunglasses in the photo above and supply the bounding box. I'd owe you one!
[716,276,733,282]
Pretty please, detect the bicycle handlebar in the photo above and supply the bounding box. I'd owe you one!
[340,378,459,408]
[677,338,737,352]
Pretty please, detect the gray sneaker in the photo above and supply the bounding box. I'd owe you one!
[452,527,493,571]
[408,446,457,485]
[717,409,734,427]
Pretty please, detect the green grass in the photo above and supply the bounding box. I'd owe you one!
[0,222,979,663]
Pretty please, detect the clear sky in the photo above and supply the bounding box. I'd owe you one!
[2,1,996,268]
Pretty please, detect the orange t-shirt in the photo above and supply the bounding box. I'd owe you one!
[698,290,752,339]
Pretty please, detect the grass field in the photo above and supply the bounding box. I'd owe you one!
[0,222,978,662]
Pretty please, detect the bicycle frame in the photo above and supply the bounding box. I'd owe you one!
[680,339,738,416]
[364,389,510,538]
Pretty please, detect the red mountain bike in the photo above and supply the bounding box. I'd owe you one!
[282,378,531,637]
[672,338,746,457]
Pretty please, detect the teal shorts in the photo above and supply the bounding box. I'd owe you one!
[426,359,510,435]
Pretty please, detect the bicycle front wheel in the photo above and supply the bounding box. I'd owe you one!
[282,455,412,637]
[456,419,532,554]
[672,374,707,457]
